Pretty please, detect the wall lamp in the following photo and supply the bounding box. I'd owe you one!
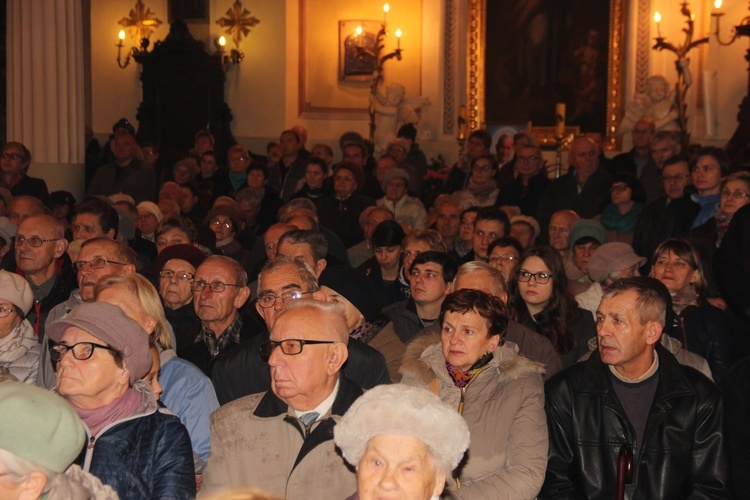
[215,1,260,72]
[116,0,163,69]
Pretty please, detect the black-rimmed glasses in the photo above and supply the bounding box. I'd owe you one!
[259,339,335,356]
[517,270,553,284]
[73,257,128,273]
[49,342,118,362]
[257,290,312,308]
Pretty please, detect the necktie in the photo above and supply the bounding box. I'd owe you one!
[300,412,320,438]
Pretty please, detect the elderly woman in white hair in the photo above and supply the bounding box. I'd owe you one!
[0,383,117,499]
[0,270,40,383]
[334,384,470,500]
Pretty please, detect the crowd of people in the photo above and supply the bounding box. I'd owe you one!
[0,116,748,499]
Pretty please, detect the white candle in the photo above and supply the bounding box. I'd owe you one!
[703,70,716,138]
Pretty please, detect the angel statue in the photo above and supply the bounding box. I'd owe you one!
[371,83,430,155]
[619,75,680,135]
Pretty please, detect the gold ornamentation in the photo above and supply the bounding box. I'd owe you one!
[118,0,162,43]
[216,1,260,49]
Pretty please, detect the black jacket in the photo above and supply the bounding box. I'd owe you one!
[211,330,391,405]
[541,344,730,499]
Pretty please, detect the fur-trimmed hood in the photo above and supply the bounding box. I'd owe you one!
[399,329,545,387]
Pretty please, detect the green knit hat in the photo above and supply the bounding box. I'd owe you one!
[0,384,85,473]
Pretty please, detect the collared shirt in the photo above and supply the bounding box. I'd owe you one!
[197,313,243,357]
[294,378,340,424]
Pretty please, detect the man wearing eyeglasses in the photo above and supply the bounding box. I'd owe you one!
[496,144,550,217]
[176,255,254,376]
[633,156,700,275]
[203,299,359,498]
[210,256,390,405]
[37,238,138,390]
[14,214,76,341]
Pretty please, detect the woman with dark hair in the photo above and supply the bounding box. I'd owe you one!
[451,154,500,209]
[366,220,407,306]
[400,289,547,497]
[650,238,733,381]
[293,157,331,201]
[244,163,282,234]
[507,245,596,367]
[689,146,731,229]
[598,173,646,245]
[195,150,222,208]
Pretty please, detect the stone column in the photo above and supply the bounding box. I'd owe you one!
[7,0,86,200]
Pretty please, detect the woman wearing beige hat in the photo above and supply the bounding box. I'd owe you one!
[0,270,40,383]
[47,302,195,499]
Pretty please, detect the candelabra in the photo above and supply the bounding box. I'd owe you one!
[652,2,708,145]
[115,0,162,69]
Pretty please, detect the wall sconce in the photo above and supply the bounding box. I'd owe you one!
[116,0,163,69]
[215,0,260,71]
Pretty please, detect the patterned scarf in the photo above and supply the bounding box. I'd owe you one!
[671,284,699,315]
[445,352,493,388]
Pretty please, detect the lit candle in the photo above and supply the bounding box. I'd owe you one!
[555,102,566,138]
[383,3,389,26]
[218,36,226,47]
[356,25,363,47]
[395,28,402,50]
[654,11,662,38]
[458,106,468,140]
[714,0,722,9]
[118,30,126,41]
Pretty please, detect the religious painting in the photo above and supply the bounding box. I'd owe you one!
[467,0,624,150]
[339,20,381,81]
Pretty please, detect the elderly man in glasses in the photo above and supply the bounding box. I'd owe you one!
[36,237,139,389]
[202,299,360,499]
[176,254,255,375]
[14,214,77,341]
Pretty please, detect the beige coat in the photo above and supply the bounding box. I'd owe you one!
[202,379,360,499]
[400,335,548,499]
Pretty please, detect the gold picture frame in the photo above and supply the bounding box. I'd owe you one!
[467,0,625,151]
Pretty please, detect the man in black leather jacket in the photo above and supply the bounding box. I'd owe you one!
[540,277,731,499]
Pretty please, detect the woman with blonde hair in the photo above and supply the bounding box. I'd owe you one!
[94,273,219,467]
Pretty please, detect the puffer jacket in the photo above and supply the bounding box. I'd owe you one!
[400,335,548,499]
[669,303,732,383]
[541,344,730,499]
[74,381,195,499]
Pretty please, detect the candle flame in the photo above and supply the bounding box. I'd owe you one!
[356,26,363,35]
[654,11,661,23]
[219,36,226,47]
[118,30,126,40]
[714,0,722,8]
[383,3,390,13]
[395,28,402,38]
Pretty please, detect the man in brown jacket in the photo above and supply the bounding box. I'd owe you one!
[202,300,360,498]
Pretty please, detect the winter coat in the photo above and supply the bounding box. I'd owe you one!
[0,319,40,384]
[202,376,362,499]
[541,344,730,499]
[74,381,195,500]
[400,336,548,499]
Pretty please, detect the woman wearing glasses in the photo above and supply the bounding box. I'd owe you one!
[507,245,596,368]
[0,271,39,383]
[47,302,195,499]
[400,289,547,498]
[155,244,206,350]
[451,154,500,210]
[689,171,750,296]
[0,141,50,205]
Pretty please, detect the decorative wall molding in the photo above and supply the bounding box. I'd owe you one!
[635,0,651,94]
[442,0,457,135]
